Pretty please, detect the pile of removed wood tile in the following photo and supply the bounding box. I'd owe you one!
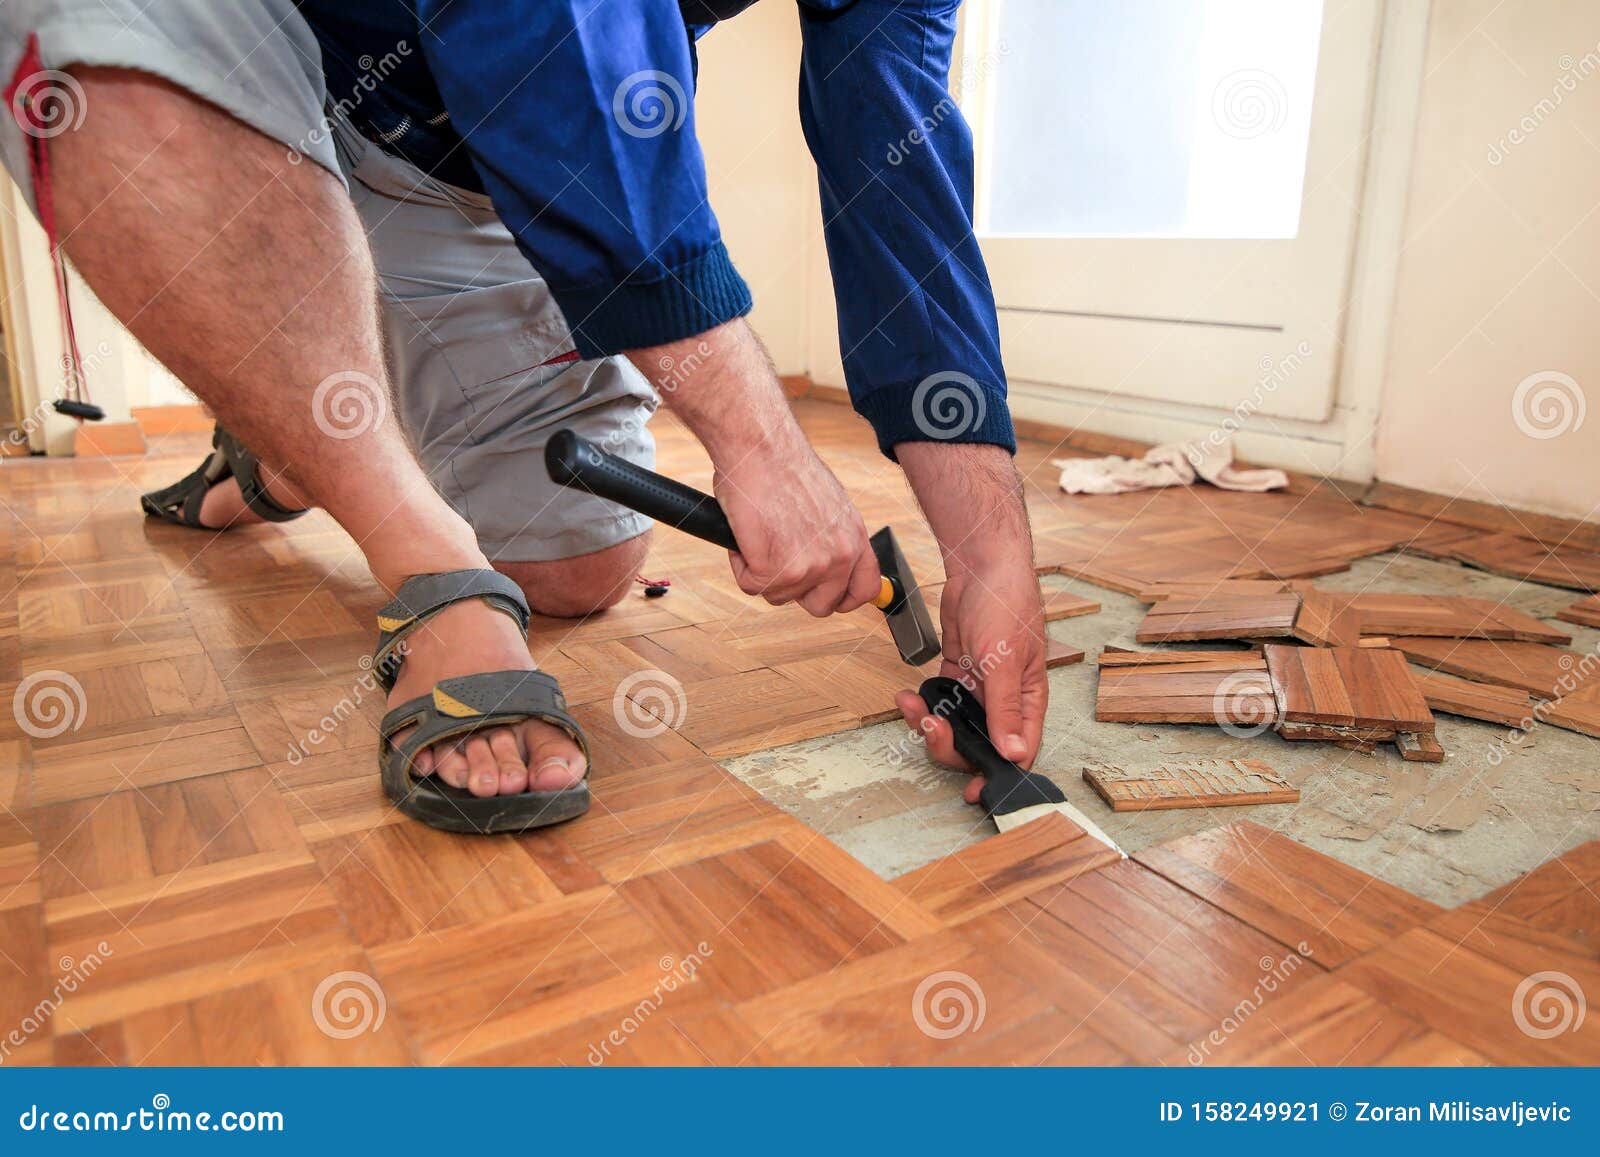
[1096,580,1597,758]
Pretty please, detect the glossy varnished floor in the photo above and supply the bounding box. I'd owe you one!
[2,399,1597,1065]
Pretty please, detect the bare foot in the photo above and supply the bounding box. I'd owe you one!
[386,598,587,797]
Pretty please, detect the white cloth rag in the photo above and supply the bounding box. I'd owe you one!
[1053,438,1288,496]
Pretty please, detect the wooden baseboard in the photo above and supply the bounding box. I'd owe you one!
[1363,481,1600,554]
[765,380,1592,550]
[73,420,147,457]
[131,403,211,435]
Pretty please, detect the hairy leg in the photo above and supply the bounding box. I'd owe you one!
[51,69,578,794]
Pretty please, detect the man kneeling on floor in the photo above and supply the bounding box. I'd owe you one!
[3,0,1042,833]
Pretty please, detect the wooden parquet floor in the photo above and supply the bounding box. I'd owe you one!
[2,399,1593,1065]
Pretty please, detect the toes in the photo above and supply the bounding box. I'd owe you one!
[464,736,501,797]
[489,729,529,795]
[525,720,587,791]
[433,742,471,791]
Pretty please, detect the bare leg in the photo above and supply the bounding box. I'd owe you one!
[52,69,581,795]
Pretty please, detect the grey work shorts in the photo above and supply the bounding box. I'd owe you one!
[0,0,657,564]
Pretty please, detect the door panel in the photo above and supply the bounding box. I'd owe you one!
[963,0,1380,422]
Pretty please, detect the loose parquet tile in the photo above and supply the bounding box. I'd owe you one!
[1138,580,1292,602]
[1557,594,1600,629]
[1541,688,1600,739]
[1345,593,1569,643]
[1446,532,1600,593]
[1041,587,1100,621]
[1084,758,1298,812]
[1291,586,1360,647]
[1391,637,1600,699]
[1413,671,1536,728]
[1396,520,1483,560]
[1396,731,1445,762]
[1044,638,1086,667]
[1135,593,1301,643]
[891,812,1120,925]
[1332,646,1434,731]
[1095,650,1276,725]
[1134,820,1444,968]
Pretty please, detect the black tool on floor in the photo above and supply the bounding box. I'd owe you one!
[52,398,105,421]
[919,675,1121,848]
[545,427,940,665]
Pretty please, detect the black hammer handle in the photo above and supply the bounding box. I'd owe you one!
[545,429,738,552]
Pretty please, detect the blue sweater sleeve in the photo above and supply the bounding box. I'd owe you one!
[797,0,1014,458]
[415,0,751,357]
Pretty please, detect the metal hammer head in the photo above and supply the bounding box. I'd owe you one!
[869,527,941,666]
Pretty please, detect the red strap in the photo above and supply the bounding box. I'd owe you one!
[6,34,91,408]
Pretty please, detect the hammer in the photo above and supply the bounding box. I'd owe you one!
[544,429,940,666]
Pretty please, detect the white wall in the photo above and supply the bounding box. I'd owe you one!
[693,6,815,375]
[1374,0,1600,520]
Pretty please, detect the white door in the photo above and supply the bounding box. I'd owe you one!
[959,0,1382,428]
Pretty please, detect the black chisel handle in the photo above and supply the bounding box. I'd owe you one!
[919,676,1065,814]
[545,428,738,552]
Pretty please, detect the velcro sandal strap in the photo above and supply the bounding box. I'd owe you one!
[217,429,307,524]
[373,570,531,689]
[380,669,584,782]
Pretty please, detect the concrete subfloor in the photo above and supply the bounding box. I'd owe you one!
[721,552,1600,907]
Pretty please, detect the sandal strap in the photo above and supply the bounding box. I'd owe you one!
[139,428,230,528]
[379,669,585,782]
[373,569,530,689]
[217,428,307,523]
